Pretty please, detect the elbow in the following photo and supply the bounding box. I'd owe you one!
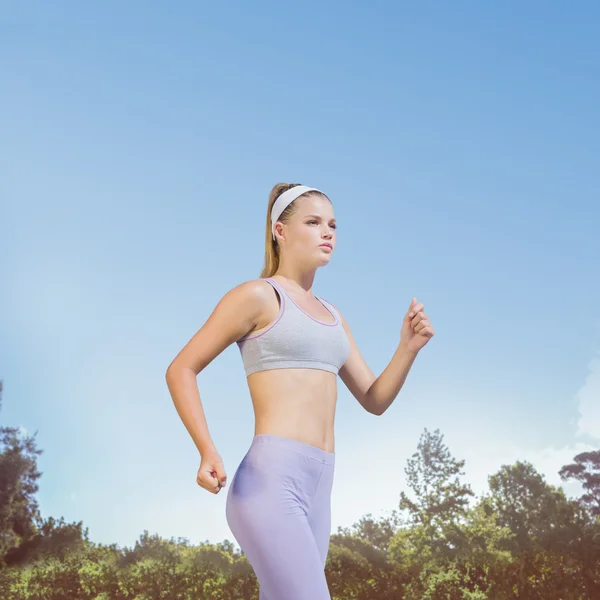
[165,362,175,381]
[165,363,184,397]
[363,385,383,416]
[166,362,198,382]
[165,362,182,384]
[363,394,384,416]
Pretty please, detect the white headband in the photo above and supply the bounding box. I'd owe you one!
[271,186,324,241]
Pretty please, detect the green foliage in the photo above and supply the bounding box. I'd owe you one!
[0,423,43,560]
[1,380,600,598]
[560,450,600,518]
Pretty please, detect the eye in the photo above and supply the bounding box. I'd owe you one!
[307,219,336,229]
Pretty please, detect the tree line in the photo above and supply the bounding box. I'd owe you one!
[1,379,599,599]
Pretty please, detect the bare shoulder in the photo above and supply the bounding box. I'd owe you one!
[211,278,274,329]
[166,278,273,375]
[228,278,272,302]
[229,278,279,316]
[245,277,280,301]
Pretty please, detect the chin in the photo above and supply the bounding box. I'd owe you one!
[311,248,333,266]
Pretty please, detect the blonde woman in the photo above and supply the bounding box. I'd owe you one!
[166,183,435,599]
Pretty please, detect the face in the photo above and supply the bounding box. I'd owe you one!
[276,194,337,266]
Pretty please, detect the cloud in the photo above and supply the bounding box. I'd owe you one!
[329,350,600,534]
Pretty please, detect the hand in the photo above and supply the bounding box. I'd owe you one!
[197,450,227,494]
[400,297,435,353]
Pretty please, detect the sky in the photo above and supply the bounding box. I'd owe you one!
[2,1,599,550]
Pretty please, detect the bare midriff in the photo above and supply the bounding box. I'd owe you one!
[246,368,338,453]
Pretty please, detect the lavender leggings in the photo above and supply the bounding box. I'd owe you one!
[225,433,335,599]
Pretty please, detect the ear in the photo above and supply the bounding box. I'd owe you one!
[273,222,284,241]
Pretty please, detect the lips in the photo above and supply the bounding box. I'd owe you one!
[320,244,333,250]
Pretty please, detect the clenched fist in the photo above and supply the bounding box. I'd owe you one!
[400,297,435,353]
[197,450,228,494]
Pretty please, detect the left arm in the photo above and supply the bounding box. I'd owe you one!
[336,298,435,416]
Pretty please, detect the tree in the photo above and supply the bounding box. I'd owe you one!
[559,450,600,517]
[388,428,489,599]
[395,428,475,559]
[485,460,599,598]
[488,461,581,556]
[0,380,44,562]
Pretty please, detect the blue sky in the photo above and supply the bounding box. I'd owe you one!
[2,1,599,549]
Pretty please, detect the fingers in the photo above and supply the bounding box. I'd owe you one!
[414,316,435,337]
[197,475,225,494]
[196,451,227,494]
[416,323,434,336]
[405,297,435,342]
[408,300,435,338]
[197,466,228,494]
[212,463,227,489]
[216,471,227,491]
[408,302,424,319]
[414,315,434,335]
[412,312,429,330]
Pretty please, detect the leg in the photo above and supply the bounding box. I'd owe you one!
[250,511,329,600]
[226,441,332,600]
[307,461,335,568]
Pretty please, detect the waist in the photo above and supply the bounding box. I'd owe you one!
[247,367,338,394]
[250,433,335,465]
[248,369,337,452]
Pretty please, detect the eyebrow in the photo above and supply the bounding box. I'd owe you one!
[305,214,336,222]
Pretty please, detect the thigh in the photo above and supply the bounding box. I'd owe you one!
[307,462,335,567]
[241,508,331,600]
[226,445,332,600]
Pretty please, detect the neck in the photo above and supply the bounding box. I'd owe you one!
[273,264,317,294]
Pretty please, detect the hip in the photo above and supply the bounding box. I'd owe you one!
[226,433,335,514]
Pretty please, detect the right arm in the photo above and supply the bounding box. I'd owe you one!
[165,280,266,457]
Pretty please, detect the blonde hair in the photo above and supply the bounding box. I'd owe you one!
[259,183,329,278]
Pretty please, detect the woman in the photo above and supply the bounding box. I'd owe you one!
[165,183,435,599]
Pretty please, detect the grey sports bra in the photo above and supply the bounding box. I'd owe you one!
[236,277,351,376]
